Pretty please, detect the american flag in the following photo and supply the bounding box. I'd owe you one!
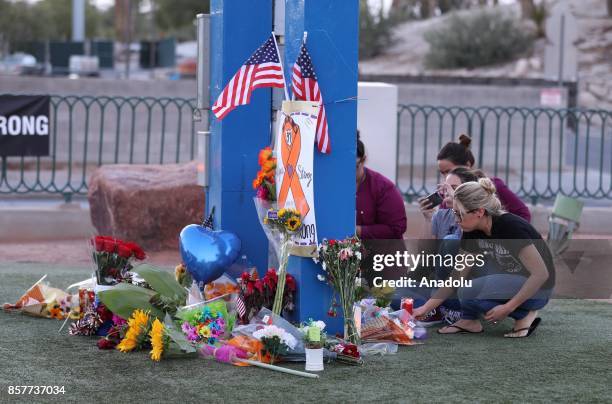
[212,35,285,120]
[235,294,246,319]
[292,43,330,154]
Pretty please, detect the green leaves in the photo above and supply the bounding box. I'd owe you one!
[98,264,187,320]
[133,264,187,303]
[97,283,164,320]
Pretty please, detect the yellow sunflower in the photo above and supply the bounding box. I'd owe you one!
[149,318,165,362]
[285,217,301,232]
[117,310,150,353]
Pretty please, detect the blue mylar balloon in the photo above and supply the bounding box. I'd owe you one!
[179,224,241,284]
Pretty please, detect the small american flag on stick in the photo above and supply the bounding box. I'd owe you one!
[212,34,285,120]
[291,39,330,154]
[235,294,247,319]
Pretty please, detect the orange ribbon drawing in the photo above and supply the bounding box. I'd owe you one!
[278,115,310,218]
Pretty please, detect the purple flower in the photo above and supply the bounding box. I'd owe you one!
[182,322,199,341]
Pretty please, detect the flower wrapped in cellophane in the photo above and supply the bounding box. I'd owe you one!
[175,299,235,346]
[314,236,362,344]
[91,236,146,286]
[253,200,303,316]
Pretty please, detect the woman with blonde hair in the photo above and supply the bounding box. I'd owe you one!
[413,178,554,338]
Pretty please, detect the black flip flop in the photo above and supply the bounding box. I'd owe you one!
[437,324,484,334]
[504,317,541,338]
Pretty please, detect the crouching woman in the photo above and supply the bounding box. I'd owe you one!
[413,178,555,338]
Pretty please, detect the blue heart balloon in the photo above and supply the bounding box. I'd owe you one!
[179,224,241,284]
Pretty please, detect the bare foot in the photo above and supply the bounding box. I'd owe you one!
[504,310,538,338]
[438,319,483,334]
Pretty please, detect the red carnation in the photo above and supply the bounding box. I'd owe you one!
[240,272,251,283]
[97,338,117,350]
[246,281,254,296]
[342,344,359,358]
[254,279,264,294]
[328,240,336,246]
[285,274,296,292]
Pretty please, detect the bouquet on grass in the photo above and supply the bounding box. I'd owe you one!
[252,324,298,364]
[90,264,196,360]
[91,236,146,285]
[314,236,362,344]
[175,300,236,346]
[111,310,196,361]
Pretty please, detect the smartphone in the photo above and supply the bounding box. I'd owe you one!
[424,191,443,208]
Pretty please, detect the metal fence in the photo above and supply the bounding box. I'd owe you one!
[397,104,612,203]
[0,95,203,201]
[1,95,611,203]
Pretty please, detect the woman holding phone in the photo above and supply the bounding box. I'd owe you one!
[419,134,531,223]
[413,178,554,338]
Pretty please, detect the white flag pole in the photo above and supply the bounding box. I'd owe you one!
[271,31,290,101]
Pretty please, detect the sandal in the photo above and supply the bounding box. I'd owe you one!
[504,317,541,338]
[437,324,484,334]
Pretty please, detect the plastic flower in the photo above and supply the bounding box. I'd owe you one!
[198,326,212,339]
[117,310,150,352]
[149,318,165,361]
[182,322,199,341]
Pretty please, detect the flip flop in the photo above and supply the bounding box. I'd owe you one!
[504,317,541,338]
[437,324,484,334]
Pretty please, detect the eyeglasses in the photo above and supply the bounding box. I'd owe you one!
[452,208,476,222]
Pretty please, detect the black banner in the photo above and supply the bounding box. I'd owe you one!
[0,95,50,156]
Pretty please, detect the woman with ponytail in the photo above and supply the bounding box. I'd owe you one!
[420,134,531,223]
[413,178,555,338]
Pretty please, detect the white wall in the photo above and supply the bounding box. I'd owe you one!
[357,82,398,183]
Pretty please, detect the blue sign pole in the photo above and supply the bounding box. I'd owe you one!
[284,1,359,334]
[209,0,273,275]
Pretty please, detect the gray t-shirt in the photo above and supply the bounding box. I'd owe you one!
[431,208,462,239]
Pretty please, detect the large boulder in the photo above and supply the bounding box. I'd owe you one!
[88,162,205,251]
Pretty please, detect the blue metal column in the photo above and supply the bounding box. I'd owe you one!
[209,1,273,275]
[285,1,359,333]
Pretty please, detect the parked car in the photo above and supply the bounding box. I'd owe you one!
[0,53,46,76]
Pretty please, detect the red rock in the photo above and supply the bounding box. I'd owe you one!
[88,162,205,251]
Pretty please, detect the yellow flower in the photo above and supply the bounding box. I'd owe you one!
[198,326,211,339]
[286,217,301,232]
[278,208,286,217]
[117,310,150,353]
[149,318,165,362]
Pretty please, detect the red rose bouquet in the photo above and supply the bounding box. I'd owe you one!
[91,236,146,285]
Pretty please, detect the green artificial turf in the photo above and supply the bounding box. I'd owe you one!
[0,263,611,403]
